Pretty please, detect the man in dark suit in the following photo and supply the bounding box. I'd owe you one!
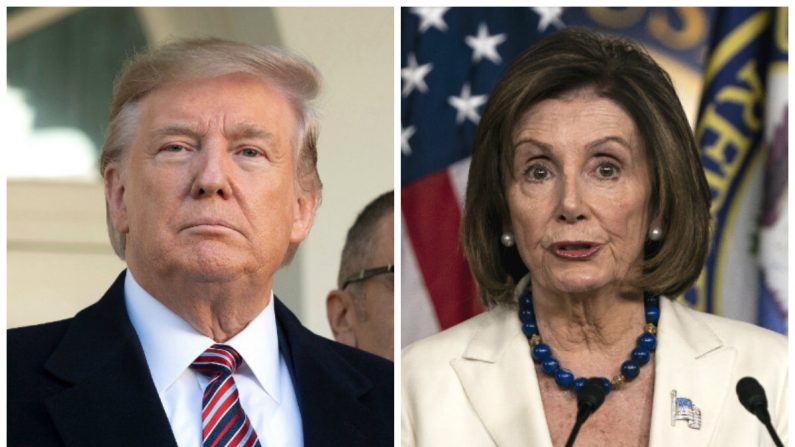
[8,38,392,447]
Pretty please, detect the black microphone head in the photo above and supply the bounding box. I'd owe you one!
[578,377,607,413]
[736,376,768,414]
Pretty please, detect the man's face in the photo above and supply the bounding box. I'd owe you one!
[106,72,316,285]
[351,213,394,359]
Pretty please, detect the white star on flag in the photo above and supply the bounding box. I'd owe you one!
[402,125,416,155]
[465,23,507,64]
[401,53,433,97]
[448,83,487,125]
[532,7,565,32]
[411,7,450,33]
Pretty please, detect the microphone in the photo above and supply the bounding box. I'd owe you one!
[736,377,784,447]
[565,378,607,447]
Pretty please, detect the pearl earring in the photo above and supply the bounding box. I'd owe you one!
[649,226,663,241]
[501,232,515,247]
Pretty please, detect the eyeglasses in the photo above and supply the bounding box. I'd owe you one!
[341,265,394,290]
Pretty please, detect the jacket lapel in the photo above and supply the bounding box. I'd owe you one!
[43,272,177,447]
[447,297,735,447]
[275,298,385,447]
[450,306,553,447]
[649,298,734,446]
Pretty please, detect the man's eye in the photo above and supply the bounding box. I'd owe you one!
[164,144,184,152]
[240,148,260,158]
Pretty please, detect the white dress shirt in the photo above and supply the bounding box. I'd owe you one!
[124,271,303,447]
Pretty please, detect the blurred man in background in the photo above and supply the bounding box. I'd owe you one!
[327,191,394,360]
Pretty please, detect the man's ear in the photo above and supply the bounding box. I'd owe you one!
[326,289,358,348]
[290,185,318,244]
[104,164,129,234]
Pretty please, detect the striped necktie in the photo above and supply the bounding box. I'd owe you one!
[191,344,262,447]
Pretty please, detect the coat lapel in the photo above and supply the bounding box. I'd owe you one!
[649,298,734,447]
[450,306,553,447]
[275,298,386,447]
[449,298,736,447]
[43,272,177,447]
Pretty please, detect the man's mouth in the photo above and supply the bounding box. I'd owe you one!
[182,219,240,234]
[550,241,601,260]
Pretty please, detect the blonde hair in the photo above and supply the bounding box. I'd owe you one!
[100,38,323,259]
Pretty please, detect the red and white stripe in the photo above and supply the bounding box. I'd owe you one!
[402,157,484,347]
[191,344,261,447]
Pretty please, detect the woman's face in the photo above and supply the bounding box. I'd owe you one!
[506,88,653,296]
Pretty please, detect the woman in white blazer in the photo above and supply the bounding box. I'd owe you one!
[402,29,787,447]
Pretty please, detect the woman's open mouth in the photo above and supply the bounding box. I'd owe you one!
[550,241,601,260]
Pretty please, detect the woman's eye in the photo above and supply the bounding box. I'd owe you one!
[596,163,619,179]
[240,148,260,158]
[525,164,550,181]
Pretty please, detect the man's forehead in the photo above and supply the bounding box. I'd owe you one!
[149,122,276,142]
[140,73,293,116]
[133,74,297,141]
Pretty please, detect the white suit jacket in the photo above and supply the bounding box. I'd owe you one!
[402,298,787,446]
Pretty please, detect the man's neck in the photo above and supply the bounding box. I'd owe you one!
[128,265,272,343]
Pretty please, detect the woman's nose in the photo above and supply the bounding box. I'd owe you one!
[557,177,586,223]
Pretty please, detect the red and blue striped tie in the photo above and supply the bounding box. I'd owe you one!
[191,344,262,447]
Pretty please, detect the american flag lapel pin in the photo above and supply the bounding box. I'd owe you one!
[671,390,702,430]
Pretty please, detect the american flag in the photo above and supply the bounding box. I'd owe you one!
[401,7,568,346]
[671,390,702,429]
[401,7,786,346]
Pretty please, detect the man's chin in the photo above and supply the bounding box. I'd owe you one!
[185,268,242,283]
[175,251,251,283]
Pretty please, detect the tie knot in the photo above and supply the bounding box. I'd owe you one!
[190,344,243,377]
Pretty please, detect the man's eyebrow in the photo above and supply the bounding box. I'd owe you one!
[228,123,275,142]
[151,123,276,143]
[152,124,202,139]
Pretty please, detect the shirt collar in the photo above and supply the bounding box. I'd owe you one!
[124,270,282,402]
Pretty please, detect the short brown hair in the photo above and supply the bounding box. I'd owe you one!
[462,28,711,307]
[337,190,394,288]
[337,190,394,320]
[100,38,323,259]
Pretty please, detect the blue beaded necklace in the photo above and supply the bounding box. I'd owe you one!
[519,291,659,397]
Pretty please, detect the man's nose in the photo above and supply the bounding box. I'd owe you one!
[191,142,232,199]
[557,176,587,223]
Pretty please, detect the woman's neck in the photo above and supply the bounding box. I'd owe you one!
[530,284,645,354]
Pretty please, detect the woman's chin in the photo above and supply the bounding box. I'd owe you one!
[538,269,611,295]
[552,282,604,295]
